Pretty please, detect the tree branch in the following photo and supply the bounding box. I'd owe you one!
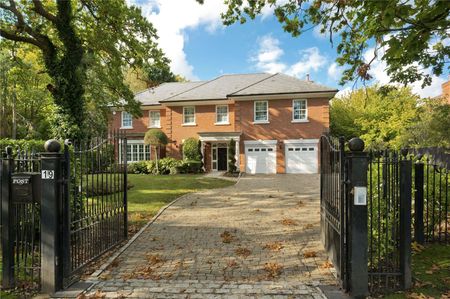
[0,28,42,48]
[31,0,57,23]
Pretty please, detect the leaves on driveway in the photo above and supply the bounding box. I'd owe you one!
[303,250,317,258]
[281,218,297,226]
[220,230,236,243]
[235,247,252,258]
[264,262,283,278]
[263,241,284,251]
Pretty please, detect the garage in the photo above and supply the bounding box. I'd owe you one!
[284,140,318,174]
[245,140,277,174]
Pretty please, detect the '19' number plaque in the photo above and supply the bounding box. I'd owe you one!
[41,170,55,180]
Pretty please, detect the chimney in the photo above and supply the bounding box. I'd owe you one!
[306,73,310,81]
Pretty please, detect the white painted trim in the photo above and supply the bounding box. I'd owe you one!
[292,99,308,121]
[291,120,309,123]
[254,100,269,122]
[199,136,240,142]
[120,127,133,129]
[148,110,161,128]
[182,106,196,125]
[162,99,233,106]
[214,122,230,126]
[230,91,337,101]
[244,140,277,146]
[181,123,197,127]
[121,111,133,128]
[215,104,229,124]
[252,121,270,125]
[283,139,319,144]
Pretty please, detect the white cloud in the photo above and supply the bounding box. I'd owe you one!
[327,63,344,81]
[251,35,287,73]
[251,35,328,80]
[363,47,446,98]
[128,0,227,80]
[286,47,327,78]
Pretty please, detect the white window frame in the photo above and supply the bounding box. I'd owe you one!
[253,100,269,123]
[182,106,196,125]
[119,140,151,164]
[121,111,133,129]
[149,110,161,128]
[215,105,229,125]
[292,99,308,122]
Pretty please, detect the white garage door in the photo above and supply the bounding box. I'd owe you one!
[285,145,318,174]
[245,145,276,174]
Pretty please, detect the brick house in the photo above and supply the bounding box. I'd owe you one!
[110,73,338,174]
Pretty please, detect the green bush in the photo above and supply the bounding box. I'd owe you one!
[128,161,150,174]
[228,139,237,173]
[183,137,201,160]
[182,160,203,173]
[0,138,46,155]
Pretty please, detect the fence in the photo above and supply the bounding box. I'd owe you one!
[320,135,449,297]
[1,131,128,293]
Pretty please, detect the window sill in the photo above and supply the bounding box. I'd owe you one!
[291,119,309,123]
[120,127,133,129]
[182,123,197,127]
[252,121,270,125]
[148,126,162,129]
[214,122,230,126]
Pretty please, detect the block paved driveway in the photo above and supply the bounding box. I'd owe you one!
[82,174,336,298]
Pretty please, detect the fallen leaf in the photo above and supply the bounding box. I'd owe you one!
[281,218,297,226]
[235,247,252,258]
[263,241,284,251]
[320,260,333,269]
[303,250,317,258]
[220,230,236,243]
[264,262,283,278]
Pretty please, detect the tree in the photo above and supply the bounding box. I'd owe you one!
[330,85,419,149]
[144,129,168,174]
[228,139,237,173]
[221,0,449,87]
[400,98,450,148]
[0,0,171,138]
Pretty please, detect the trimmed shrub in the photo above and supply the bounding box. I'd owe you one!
[128,161,150,174]
[183,137,201,160]
[182,160,203,173]
[0,138,46,155]
[228,139,237,173]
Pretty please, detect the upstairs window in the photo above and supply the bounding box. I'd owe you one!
[121,111,132,128]
[149,110,161,128]
[183,106,195,125]
[216,105,229,124]
[293,99,307,121]
[254,101,268,122]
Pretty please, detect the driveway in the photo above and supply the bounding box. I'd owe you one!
[81,174,336,298]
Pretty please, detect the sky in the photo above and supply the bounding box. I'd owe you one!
[130,0,448,98]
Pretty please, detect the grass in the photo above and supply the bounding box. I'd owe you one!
[383,243,450,298]
[126,174,235,229]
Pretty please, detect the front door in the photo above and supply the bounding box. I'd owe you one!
[217,148,228,171]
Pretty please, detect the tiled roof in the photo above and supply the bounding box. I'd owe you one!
[135,73,337,104]
[160,73,272,102]
[230,73,338,96]
[136,81,205,105]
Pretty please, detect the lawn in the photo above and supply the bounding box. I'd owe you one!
[383,243,450,299]
[126,174,235,230]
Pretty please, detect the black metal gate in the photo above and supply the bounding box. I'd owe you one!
[1,130,128,292]
[61,131,128,286]
[319,134,348,289]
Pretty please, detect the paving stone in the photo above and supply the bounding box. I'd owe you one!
[74,175,336,299]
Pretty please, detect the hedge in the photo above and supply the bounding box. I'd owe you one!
[0,138,46,154]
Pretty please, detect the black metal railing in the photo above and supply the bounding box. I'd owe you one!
[1,149,41,290]
[320,134,347,289]
[367,150,404,292]
[62,130,128,285]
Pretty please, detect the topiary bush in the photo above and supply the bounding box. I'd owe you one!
[183,137,201,160]
[228,138,237,173]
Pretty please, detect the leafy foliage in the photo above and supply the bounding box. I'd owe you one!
[127,158,202,175]
[144,129,169,146]
[0,0,172,138]
[400,98,450,148]
[183,137,201,161]
[228,138,237,173]
[0,138,46,154]
[221,0,449,87]
[330,85,419,149]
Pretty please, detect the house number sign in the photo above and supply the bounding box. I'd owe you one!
[353,186,367,205]
[41,170,55,180]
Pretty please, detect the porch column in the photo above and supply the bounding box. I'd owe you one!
[235,139,240,172]
[200,140,205,171]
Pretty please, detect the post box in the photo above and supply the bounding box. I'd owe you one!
[11,172,41,203]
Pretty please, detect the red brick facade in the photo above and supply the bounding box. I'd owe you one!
[110,97,330,173]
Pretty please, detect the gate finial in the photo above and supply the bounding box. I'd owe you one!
[44,140,61,153]
[348,137,365,152]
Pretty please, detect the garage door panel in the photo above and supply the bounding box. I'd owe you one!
[245,145,276,174]
[285,144,318,174]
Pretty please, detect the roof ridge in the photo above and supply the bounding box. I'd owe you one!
[228,73,277,96]
[160,78,215,102]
